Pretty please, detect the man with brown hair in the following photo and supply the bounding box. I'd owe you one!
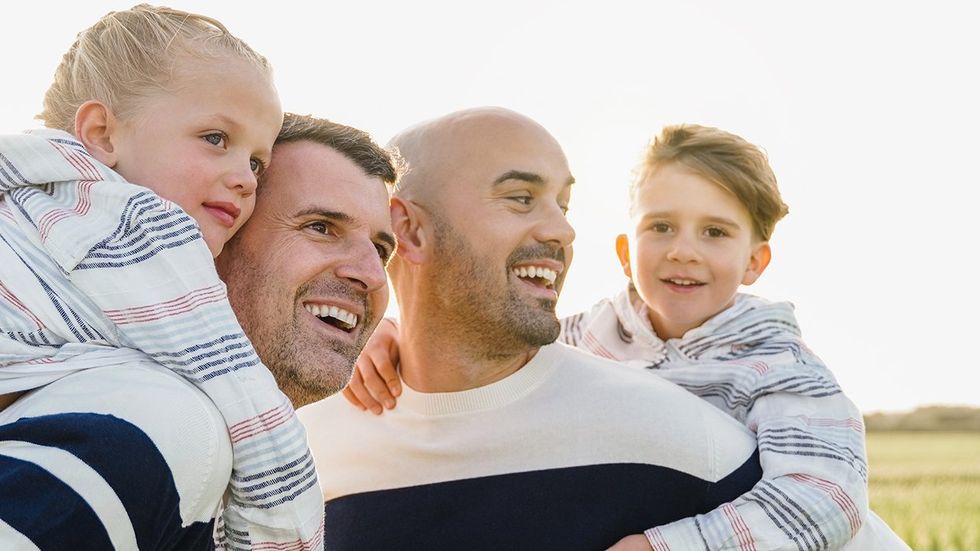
[1,112,399,549]
[218,113,400,409]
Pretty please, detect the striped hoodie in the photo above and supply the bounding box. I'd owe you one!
[561,288,887,550]
[0,130,323,550]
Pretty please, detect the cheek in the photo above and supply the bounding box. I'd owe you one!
[236,199,257,228]
[631,240,662,278]
[369,285,389,316]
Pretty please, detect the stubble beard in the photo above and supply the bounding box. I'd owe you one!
[222,251,372,408]
[430,216,561,356]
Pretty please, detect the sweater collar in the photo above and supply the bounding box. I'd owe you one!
[397,343,561,416]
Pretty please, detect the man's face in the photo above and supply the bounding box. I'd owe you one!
[216,140,394,407]
[420,116,575,349]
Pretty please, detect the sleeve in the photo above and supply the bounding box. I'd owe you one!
[0,401,225,551]
[559,311,587,346]
[64,190,324,549]
[0,133,324,549]
[644,363,869,551]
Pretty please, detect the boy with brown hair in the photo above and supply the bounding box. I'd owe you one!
[561,124,905,550]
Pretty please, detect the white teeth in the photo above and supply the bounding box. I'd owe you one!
[668,279,699,286]
[303,303,358,328]
[512,266,558,284]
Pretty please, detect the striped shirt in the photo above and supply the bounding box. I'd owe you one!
[561,288,879,550]
[0,356,231,550]
[0,130,322,550]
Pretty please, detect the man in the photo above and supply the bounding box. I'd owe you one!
[0,113,398,548]
[298,107,764,550]
[216,113,398,408]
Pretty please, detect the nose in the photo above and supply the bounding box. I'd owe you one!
[665,232,700,263]
[335,238,388,295]
[225,157,259,196]
[534,202,576,249]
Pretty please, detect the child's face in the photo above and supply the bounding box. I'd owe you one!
[109,55,282,257]
[621,163,770,339]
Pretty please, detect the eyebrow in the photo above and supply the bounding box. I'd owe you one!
[639,212,743,228]
[296,207,397,251]
[208,114,272,159]
[493,170,576,188]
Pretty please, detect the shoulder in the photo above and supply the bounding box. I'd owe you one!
[0,361,231,548]
[536,344,760,480]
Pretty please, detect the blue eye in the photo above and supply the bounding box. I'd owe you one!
[250,158,265,176]
[203,133,226,147]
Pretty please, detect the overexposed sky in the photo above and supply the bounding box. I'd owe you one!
[4,1,978,413]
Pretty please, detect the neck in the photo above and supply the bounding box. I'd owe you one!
[397,311,538,393]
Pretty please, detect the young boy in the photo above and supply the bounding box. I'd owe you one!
[0,5,321,549]
[344,125,907,549]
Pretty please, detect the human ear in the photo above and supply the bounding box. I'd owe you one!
[74,100,119,167]
[741,241,772,285]
[615,234,633,279]
[390,197,427,265]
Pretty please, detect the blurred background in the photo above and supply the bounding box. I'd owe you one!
[5,2,978,547]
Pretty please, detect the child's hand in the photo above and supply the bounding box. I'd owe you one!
[605,534,653,551]
[342,317,401,415]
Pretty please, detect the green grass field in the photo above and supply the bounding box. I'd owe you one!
[867,431,980,550]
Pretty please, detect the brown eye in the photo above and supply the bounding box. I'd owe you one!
[307,222,329,234]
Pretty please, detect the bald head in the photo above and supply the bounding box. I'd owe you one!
[386,107,576,364]
[389,107,569,205]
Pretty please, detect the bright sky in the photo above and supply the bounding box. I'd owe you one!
[4,1,978,413]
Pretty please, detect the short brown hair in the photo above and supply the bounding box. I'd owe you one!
[633,124,789,241]
[39,3,271,133]
[267,113,403,191]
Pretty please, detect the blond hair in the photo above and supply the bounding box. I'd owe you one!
[632,124,789,241]
[39,3,271,133]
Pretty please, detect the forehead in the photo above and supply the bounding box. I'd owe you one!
[636,164,750,219]
[446,116,572,190]
[260,140,390,223]
[135,55,281,131]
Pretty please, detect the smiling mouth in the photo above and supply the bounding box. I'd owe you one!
[662,278,705,287]
[304,303,358,332]
[512,265,559,290]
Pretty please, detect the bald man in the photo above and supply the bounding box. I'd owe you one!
[299,108,763,550]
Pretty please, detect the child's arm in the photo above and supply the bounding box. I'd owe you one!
[640,362,870,551]
[0,133,324,549]
[341,311,590,413]
[342,317,401,414]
